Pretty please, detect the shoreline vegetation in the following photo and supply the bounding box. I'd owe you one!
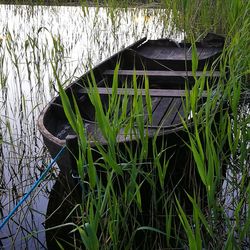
[0,0,160,7]
[0,0,85,5]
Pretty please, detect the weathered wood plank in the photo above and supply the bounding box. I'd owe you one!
[162,98,182,126]
[151,98,173,126]
[172,101,185,124]
[79,87,208,97]
[143,96,162,124]
[165,48,193,60]
[136,47,220,60]
[199,48,221,59]
[103,69,220,77]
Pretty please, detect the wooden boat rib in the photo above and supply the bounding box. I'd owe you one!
[38,34,224,175]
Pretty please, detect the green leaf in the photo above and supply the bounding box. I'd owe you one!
[51,62,77,132]
[190,137,206,186]
[145,75,152,124]
[87,146,97,189]
[175,197,197,250]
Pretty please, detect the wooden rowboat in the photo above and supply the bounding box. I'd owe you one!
[38,34,224,176]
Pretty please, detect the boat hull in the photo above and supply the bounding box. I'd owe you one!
[38,34,225,176]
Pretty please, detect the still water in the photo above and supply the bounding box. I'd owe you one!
[0,4,183,248]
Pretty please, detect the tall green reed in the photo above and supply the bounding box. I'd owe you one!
[57,65,174,248]
[46,0,249,249]
[172,0,249,248]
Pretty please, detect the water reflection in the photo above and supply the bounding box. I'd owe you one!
[45,175,82,249]
[0,4,183,248]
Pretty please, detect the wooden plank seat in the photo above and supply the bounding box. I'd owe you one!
[103,69,220,78]
[79,87,208,97]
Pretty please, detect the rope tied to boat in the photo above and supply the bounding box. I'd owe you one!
[0,146,66,230]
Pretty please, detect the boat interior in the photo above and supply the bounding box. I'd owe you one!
[45,38,223,141]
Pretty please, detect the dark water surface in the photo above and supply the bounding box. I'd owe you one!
[0,4,183,249]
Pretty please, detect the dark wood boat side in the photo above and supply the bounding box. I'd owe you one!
[136,46,221,61]
[124,35,224,71]
[135,33,224,62]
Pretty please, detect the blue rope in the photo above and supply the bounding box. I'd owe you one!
[0,145,66,230]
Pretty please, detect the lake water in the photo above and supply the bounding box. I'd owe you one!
[0,4,183,248]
